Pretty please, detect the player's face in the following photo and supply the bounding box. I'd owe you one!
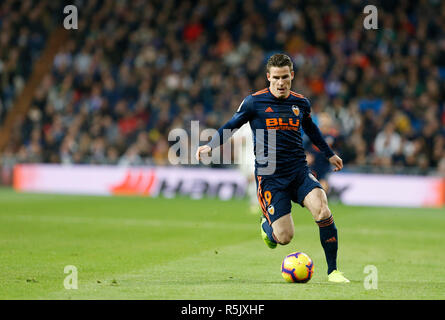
[267,66,294,99]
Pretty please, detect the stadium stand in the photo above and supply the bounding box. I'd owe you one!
[0,0,63,124]
[0,0,444,185]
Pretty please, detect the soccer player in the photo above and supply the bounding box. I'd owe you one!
[196,54,349,283]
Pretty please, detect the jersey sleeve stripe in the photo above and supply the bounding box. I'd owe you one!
[290,91,305,98]
[252,88,269,96]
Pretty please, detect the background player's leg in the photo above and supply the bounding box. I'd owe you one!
[247,174,259,214]
[303,188,338,274]
[271,213,294,245]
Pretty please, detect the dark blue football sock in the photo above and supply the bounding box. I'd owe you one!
[262,218,278,244]
[316,215,338,274]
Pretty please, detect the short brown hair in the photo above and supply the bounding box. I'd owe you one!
[266,53,293,72]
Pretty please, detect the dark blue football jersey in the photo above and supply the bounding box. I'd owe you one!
[207,88,334,180]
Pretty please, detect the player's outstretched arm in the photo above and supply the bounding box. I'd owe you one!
[196,145,211,162]
[197,96,254,163]
[328,154,343,172]
[302,116,334,158]
[195,114,246,163]
[301,108,343,172]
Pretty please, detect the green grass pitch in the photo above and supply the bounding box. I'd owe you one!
[0,187,444,300]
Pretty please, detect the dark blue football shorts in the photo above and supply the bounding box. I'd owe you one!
[255,166,323,225]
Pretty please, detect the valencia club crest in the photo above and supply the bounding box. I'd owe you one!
[292,105,300,116]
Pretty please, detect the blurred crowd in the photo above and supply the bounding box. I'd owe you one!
[1,0,445,178]
[0,0,62,124]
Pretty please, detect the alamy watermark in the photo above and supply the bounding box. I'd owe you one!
[363,265,378,290]
[64,4,378,31]
[63,5,78,30]
[168,121,276,175]
[363,5,378,30]
[64,265,78,289]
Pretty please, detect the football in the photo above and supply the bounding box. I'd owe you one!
[281,252,314,283]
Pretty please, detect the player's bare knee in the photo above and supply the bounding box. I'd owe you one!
[278,234,292,245]
[315,192,331,220]
[275,229,294,245]
[318,206,331,221]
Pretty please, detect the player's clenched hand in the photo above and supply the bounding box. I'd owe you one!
[196,145,212,162]
[329,154,343,172]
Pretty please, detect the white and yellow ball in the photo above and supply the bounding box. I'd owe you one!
[281,252,314,283]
